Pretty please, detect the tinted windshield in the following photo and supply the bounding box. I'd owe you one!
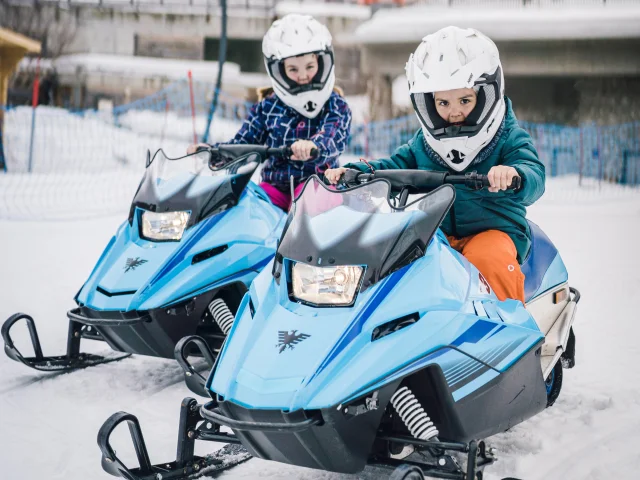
[276,177,455,290]
[130,149,260,227]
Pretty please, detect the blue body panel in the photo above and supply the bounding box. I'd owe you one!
[522,220,569,301]
[211,233,548,410]
[76,185,286,311]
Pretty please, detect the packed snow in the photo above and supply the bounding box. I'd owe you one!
[0,176,639,479]
[351,4,640,43]
[51,54,241,83]
[275,1,372,20]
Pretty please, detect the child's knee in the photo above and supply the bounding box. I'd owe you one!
[465,230,518,261]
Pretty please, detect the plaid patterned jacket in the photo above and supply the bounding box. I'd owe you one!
[215,91,352,190]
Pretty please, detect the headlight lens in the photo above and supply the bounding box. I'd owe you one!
[291,263,363,306]
[141,211,190,241]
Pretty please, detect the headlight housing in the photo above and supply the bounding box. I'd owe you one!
[291,263,363,306]
[141,211,190,241]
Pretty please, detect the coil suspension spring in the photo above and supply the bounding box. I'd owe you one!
[390,386,439,441]
[208,298,235,335]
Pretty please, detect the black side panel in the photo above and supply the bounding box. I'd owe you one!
[454,345,547,440]
[82,282,247,358]
[218,383,397,474]
[93,311,202,359]
[405,345,547,442]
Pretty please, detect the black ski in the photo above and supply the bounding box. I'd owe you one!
[194,444,251,478]
[2,313,131,373]
[98,398,251,479]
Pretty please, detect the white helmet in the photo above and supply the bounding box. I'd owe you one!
[262,14,335,119]
[406,26,505,171]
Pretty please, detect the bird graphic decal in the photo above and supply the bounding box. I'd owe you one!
[124,257,148,273]
[276,330,311,353]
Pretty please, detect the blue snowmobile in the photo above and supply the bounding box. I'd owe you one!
[2,145,290,393]
[96,169,579,480]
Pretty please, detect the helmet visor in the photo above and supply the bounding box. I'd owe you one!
[266,49,334,95]
[411,66,503,141]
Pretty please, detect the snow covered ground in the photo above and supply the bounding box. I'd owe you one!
[1,177,639,479]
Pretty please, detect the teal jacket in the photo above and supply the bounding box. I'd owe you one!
[345,98,545,263]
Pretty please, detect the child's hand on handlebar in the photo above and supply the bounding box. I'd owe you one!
[291,140,318,161]
[187,143,210,155]
[325,167,348,184]
[487,166,520,192]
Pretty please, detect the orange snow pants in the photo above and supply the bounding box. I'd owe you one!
[447,230,526,304]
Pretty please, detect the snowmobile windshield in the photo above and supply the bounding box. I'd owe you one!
[276,176,455,291]
[129,149,260,228]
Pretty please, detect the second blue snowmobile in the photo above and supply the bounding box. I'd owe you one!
[96,169,579,480]
[2,145,290,393]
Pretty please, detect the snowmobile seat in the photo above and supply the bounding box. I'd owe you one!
[521,220,568,302]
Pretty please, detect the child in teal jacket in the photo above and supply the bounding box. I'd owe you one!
[326,26,545,303]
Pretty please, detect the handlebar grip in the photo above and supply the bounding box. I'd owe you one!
[509,176,522,191]
[481,175,522,190]
[287,146,319,161]
[265,146,292,157]
[338,169,365,187]
[460,172,521,191]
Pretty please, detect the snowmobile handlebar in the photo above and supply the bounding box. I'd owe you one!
[195,144,318,170]
[339,169,521,193]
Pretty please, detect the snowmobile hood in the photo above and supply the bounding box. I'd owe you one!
[210,236,545,411]
[76,187,285,312]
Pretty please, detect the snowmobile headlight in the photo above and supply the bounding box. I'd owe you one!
[141,211,190,241]
[291,263,363,306]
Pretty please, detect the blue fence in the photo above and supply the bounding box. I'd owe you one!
[112,79,252,144]
[346,115,640,186]
[1,86,639,220]
[2,102,639,183]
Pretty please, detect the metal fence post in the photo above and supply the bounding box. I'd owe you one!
[27,57,42,173]
[0,105,6,173]
[621,150,640,186]
[579,126,584,186]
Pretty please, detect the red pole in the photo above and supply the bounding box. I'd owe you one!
[188,70,197,144]
[32,57,41,107]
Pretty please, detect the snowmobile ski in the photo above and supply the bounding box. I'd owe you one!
[2,312,130,373]
[98,397,251,479]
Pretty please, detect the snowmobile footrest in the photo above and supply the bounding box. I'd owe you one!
[174,335,218,397]
[2,313,130,372]
[376,435,496,480]
[98,397,251,479]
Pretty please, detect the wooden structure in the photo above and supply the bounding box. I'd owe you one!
[0,28,41,170]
